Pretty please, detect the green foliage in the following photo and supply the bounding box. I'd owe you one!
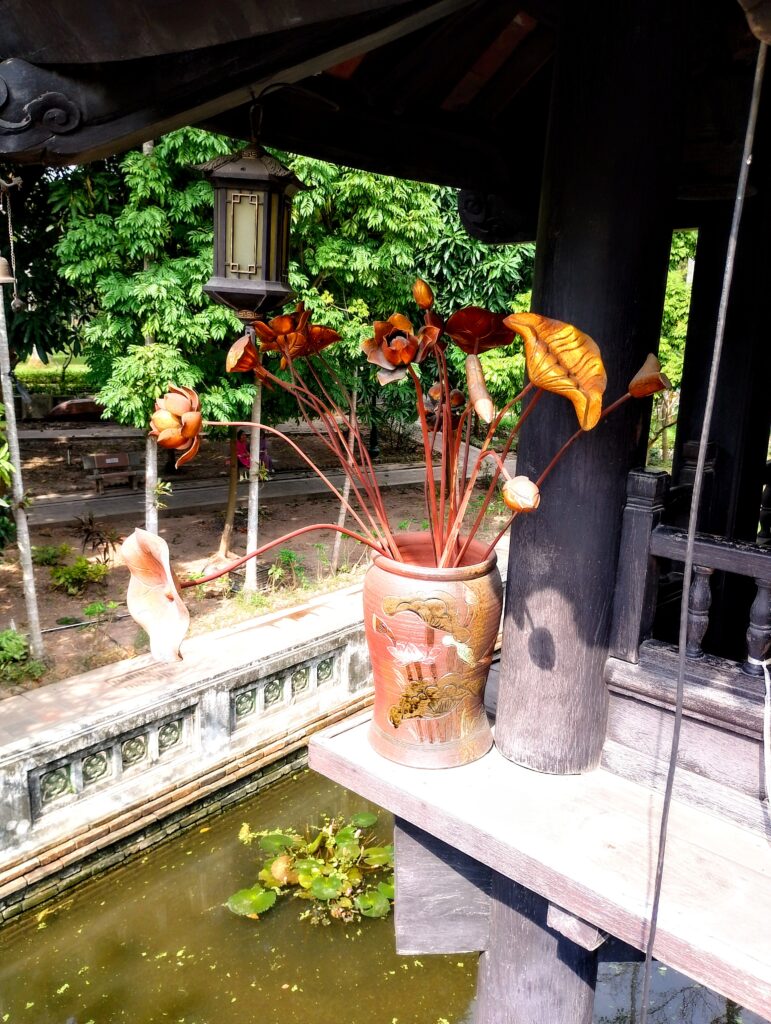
[268,547,306,589]
[50,556,109,596]
[659,230,696,389]
[0,629,46,684]
[14,363,91,396]
[52,129,247,427]
[31,543,71,566]
[83,599,119,622]
[229,814,394,925]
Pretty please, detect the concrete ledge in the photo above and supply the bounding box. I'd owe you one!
[0,583,374,909]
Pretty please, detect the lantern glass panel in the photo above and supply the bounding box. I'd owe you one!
[225,190,264,279]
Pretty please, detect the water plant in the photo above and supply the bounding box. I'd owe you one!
[227,812,394,926]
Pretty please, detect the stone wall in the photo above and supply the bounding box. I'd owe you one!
[0,584,373,920]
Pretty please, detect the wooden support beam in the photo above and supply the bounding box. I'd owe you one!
[394,817,491,954]
[495,0,682,773]
[474,874,599,1024]
[546,903,607,952]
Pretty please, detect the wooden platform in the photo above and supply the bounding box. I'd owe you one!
[309,713,771,1021]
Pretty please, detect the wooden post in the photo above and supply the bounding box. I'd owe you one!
[495,1,680,773]
[474,874,599,1024]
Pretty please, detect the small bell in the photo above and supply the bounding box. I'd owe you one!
[0,257,14,285]
[10,295,25,313]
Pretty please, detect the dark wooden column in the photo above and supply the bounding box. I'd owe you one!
[495,0,681,773]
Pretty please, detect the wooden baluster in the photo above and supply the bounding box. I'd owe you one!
[686,565,713,659]
[743,578,771,676]
[608,470,669,664]
[758,470,771,547]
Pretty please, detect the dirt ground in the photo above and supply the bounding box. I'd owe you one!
[3,423,507,696]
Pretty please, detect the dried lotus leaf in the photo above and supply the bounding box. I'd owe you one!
[504,313,607,430]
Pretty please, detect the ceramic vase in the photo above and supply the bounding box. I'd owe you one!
[363,533,502,768]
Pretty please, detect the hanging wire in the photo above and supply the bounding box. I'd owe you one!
[639,40,768,1024]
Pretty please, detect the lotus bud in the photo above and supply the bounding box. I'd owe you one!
[465,354,495,423]
[502,476,541,513]
[412,278,434,310]
[628,354,672,398]
[449,389,466,409]
[428,381,443,403]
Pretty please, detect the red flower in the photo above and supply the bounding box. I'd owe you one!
[149,386,202,468]
[363,314,442,385]
[445,307,515,355]
[122,529,189,662]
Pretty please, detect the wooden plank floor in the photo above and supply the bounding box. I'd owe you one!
[309,713,771,1022]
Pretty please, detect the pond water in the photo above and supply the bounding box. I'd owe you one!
[0,769,765,1024]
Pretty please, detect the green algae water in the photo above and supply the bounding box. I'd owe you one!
[0,771,475,1024]
[0,769,766,1024]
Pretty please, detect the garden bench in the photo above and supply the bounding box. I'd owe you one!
[82,452,142,494]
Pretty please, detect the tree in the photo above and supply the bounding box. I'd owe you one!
[53,130,254,430]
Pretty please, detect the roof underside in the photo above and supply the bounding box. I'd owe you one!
[0,0,763,235]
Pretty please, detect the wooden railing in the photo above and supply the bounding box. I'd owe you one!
[609,468,771,674]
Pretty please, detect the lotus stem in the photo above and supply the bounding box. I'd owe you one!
[180,522,386,588]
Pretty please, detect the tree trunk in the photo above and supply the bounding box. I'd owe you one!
[331,372,358,574]
[0,291,44,660]
[142,138,159,535]
[243,382,262,591]
[218,428,239,559]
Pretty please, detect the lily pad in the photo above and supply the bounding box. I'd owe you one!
[226,886,277,918]
[377,879,395,901]
[351,812,378,829]
[363,845,394,867]
[310,875,344,901]
[259,832,296,854]
[354,889,391,918]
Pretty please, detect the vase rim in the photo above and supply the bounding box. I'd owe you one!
[372,531,498,582]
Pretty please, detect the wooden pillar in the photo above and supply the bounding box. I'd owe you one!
[495,1,681,773]
[474,875,599,1024]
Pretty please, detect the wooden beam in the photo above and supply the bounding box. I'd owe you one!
[309,715,771,1020]
[394,817,492,954]
[649,526,771,581]
[546,903,607,952]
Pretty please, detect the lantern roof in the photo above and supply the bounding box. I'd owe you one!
[198,146,303,195]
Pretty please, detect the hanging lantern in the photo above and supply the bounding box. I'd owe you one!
[201,146,302,317]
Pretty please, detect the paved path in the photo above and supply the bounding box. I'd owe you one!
[28,463,439,525]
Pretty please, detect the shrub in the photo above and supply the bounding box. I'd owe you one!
[0,629,46,684]
[14,364,91,397]
[50,556,109,596]
[31,543,71,566]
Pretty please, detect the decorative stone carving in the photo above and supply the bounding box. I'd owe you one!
[291,666,310,695]
[81,750,111,785]
[121,735,148,768]
[158,720,183,752]
[234,689,257,719]
[264,677,284,707]
[40,766,71,804]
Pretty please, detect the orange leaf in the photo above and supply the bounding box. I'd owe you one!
[628,353,671,397]
[504,313,607,430]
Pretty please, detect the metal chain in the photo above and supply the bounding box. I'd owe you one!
[639,39,768,1024]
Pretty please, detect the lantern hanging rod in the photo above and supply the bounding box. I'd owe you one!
[247,81,340,142]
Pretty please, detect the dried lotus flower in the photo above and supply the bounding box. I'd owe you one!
[502,476,541,513]
[251,302,340,368]
[427,381,443,403]
[122,529,190,662]
[504,313,606,431]
[412,278,435,310]
[226,333,260,373]
[149,385,202,468]
[628,354,672,398]
[445,306,515,355]
[449,388,466,409]
[363,314,441,386]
